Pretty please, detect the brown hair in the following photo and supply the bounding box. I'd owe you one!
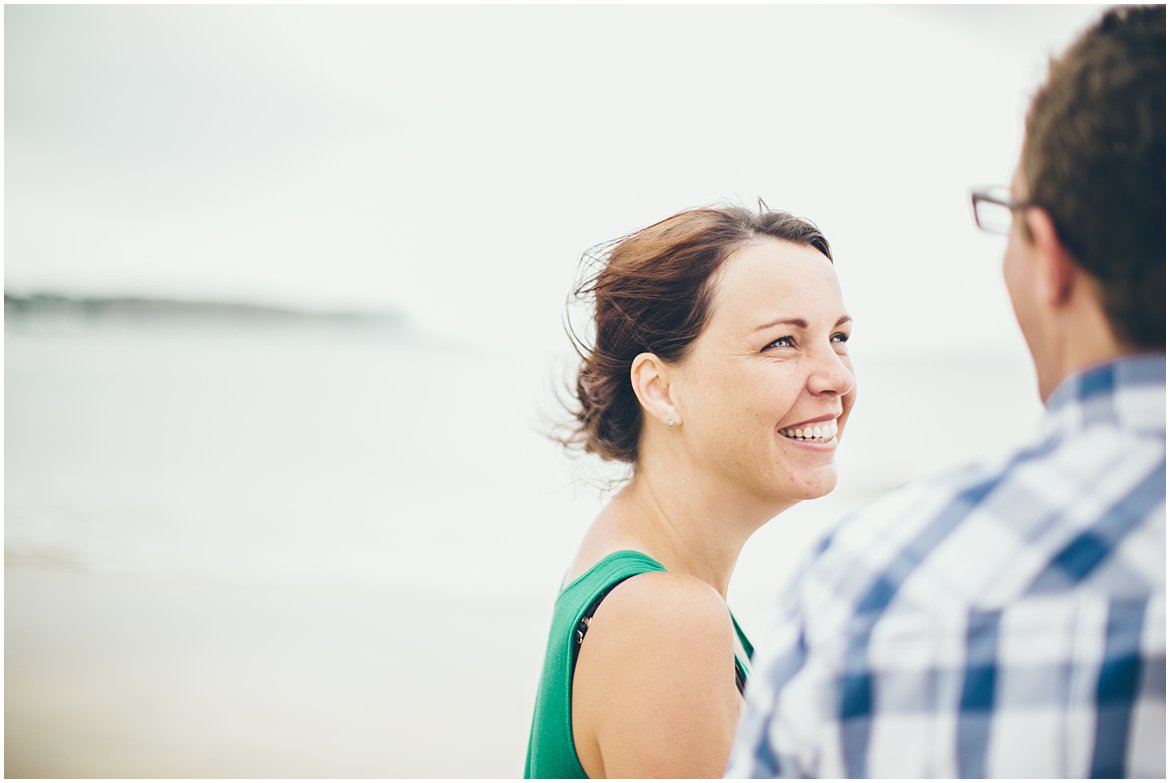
[1022,4,1165,349]
[563,205,832,464]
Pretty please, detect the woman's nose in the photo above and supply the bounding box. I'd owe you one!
[808,348,854,397]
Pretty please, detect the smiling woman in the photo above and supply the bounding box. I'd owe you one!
[525,205,856,778]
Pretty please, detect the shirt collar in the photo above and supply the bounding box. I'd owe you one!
[1041,353,1166,438]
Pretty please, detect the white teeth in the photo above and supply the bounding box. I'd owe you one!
[781,419,839,442]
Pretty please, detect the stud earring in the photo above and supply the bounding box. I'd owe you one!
[667,418,676,427]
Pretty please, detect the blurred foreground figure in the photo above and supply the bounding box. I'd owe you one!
[728,5,1165,778]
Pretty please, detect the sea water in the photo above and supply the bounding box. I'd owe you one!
[6,315,592,588]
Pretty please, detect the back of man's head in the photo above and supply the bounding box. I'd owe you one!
[1021,5,1165,351]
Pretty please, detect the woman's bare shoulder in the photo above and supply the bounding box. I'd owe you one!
[593,570,733,641]
[572,570,740,777]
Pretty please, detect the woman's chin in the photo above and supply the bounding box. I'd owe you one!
[780,468,839,502]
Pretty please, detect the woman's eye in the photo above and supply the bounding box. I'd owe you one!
[831,332,850,344]
[764,336,795,350]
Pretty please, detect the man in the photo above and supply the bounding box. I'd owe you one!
[727,5,1165,778]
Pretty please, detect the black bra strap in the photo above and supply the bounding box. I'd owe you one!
[576,584,618,645]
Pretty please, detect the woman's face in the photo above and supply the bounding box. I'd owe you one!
[671,238,856,508]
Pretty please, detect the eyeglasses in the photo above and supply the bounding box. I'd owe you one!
[970,186,1032,234]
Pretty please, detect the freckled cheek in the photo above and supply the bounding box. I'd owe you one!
[694,369,762,439]
[683,367,737,437]
[767,368,806,404]
[746,367,804,429]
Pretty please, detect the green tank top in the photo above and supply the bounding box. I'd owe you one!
[523,550,753,779]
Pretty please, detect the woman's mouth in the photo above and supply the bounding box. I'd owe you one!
[779,418,838,444]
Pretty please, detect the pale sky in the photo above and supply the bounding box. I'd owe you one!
[6,4,1111,353]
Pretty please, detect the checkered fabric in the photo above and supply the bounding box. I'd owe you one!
[727,355,1166,778]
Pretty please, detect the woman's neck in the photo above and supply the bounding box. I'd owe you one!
[601,468,789,598]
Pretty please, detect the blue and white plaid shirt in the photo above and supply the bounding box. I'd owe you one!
[728,354,1166,778]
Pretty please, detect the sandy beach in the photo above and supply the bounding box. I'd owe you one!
[6,564,552,777]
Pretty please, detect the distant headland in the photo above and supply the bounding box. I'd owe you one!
[5,292,407,329]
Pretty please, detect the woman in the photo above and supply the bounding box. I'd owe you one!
[525,205,856,778]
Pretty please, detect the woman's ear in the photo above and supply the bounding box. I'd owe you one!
[1024,207,1077,307]
[630,352,679,427]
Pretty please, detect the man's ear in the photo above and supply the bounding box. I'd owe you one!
[1023,207,1077,307]
[630,352,679,427]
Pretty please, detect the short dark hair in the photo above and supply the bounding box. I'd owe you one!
[1022,4,1166,349]
[563,205,831,464]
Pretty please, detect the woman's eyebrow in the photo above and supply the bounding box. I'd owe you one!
[753,314,852,332]
[753,317,806,333]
